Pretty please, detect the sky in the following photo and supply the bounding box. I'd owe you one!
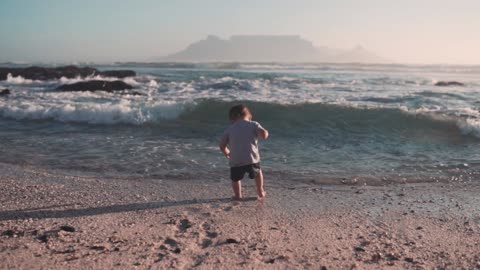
[0,0,479,64]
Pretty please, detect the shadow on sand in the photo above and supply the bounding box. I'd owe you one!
[0,197,258,221]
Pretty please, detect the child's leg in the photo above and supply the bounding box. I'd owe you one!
[254,170,266,199]
[232,180,242,199]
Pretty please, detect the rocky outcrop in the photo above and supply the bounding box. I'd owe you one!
[0,66,136,81]
[0,89,10,96]
[56,80,133,92]
[434,81,464,87]
[99,70,136,78]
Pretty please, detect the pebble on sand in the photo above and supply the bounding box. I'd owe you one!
[225,238,240,244]
[60,225,76,232]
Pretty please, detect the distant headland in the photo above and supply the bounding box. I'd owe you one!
[158,35,388,63]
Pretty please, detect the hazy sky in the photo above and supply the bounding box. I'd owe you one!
[1,0,479,64]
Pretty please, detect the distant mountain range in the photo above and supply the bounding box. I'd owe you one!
[158,35,389,63]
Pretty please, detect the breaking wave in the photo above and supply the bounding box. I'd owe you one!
[5,73,141,86]
[1,98,479,140]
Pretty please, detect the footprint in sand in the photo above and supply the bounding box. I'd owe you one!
[197,221,219,249]
[199,230,218,249]
[164,237,178,247]
[163,238,182,254]
[201,238,213,248]
[206,231,218,238]
[178,219,193,232]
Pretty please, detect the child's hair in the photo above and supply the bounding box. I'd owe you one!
[229,104,251,121]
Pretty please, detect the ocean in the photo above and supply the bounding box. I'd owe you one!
[1,63,480,184]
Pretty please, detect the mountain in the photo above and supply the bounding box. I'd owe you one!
[158,35,389,63]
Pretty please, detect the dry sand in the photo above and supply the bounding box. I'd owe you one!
[0,162,479,269]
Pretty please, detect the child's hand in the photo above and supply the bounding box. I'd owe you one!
[219,142,230,159]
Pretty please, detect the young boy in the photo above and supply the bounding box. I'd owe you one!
[219,104,269,200]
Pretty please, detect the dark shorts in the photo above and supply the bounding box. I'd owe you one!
[230,163,261,181]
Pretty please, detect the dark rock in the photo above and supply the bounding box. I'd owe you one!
[434,81,465,87]
[56,80,133,92]
[320,266,328,270]
[127,91,143,96]
[0,89,10,96]
[0,66,95,81]
[354,246,365,252]
[173,247,181,254]
[265,258,275,264]
[99,70,136,78]
[60,225,75,232]
[89,245,106,250]
[0,66,136,81]
[225,238,240,244]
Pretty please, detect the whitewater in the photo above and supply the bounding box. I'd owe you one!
[1,63,480,183]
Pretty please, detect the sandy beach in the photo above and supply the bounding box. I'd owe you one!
[0,162,479,269]
[2,0,480,269]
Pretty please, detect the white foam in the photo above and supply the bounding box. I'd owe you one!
[148,80,159,88]
[122,77,140,86]
[458,118,480,138]
[6,74,37,84]
[59,76,81,84]
[398,105,441,114]
[0,98,186,125]
[58,75,140,85]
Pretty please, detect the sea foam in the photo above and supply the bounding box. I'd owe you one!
[6,74,37,84]
[0,98,185,125]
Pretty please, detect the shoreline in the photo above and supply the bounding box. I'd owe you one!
[1,162,479,269]
[0,159,469,187]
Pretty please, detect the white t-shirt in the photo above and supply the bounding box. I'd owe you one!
[220,119,263,167]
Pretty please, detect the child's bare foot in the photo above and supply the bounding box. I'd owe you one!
[257,191,267,200]
[232,196,243,201]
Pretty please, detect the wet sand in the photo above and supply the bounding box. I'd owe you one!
[0,162,479,269]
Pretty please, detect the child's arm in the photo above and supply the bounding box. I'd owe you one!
[219,131,230,159]
[219,141,230,159]
[253,121,269,140]
[257,127,269,140]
